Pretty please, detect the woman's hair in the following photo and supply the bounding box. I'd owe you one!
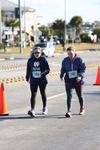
[66,47,75,52]
[33,46,41,51]
[31,46,41,57]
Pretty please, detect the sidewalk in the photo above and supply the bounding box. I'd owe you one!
[0,51,61,61]
[0,52,30,61]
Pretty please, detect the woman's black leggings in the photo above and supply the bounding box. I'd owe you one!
[65,84,84,112]
[30,83,47,110]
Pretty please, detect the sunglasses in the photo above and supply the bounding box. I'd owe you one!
[34,52,40,54]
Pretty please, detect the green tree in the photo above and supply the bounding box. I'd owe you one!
[93,28,100,39]
[80,33,91,43]
[6,18,19,46]
[51,19,65,38]
[39,25,50,37]
[69,16,83,36]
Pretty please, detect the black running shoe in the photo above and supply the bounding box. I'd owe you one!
[28,110,36,117]
[65,112,72,118]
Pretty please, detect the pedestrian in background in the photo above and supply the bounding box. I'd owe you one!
[26,47,50,117]
[46,35,55,57]
[60,47,86,118]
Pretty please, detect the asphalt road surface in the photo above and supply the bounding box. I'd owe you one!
[0,51,100,150]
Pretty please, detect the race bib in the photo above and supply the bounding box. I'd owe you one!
[32,71,41,78]
[68,70,77,79]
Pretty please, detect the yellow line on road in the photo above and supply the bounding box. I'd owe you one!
[0,71,60,85]
[0,63,99,85]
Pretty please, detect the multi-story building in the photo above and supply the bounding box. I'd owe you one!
[92,21,100,29]
[0,0,41,46]
[82,22,93,34]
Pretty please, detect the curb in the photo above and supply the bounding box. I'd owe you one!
[0,57,15,61]
[0,64,26,71]
[0,63,98,84]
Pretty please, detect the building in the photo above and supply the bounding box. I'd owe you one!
[0,0,41,46]
[92,21,100,29]
[21,7,41,46]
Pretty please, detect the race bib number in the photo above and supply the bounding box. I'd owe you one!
[32,71,41,78]
[68,70,77,79]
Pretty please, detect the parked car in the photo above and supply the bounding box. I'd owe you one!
[31,42,55,57]
[53,38,60,45]
[74,37,81,43]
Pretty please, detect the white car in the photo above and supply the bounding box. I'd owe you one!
[32,42,55,57]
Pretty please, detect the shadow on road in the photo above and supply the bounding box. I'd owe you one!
[0,114,32,121]
[0,113,82,121]
[84,91,100,95]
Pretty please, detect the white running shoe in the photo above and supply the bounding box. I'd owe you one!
[79,108,85,115]
[42,108,48,115]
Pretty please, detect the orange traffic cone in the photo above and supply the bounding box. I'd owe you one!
[94,66,100,85]
[0,83,9,116]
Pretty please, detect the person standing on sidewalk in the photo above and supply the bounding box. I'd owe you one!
[26,47,50,117]
[60,47,86,118]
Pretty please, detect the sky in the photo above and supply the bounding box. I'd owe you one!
[9,0,100,25]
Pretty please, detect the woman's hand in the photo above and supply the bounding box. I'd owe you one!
[76,76,81,82]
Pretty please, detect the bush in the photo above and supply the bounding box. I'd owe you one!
[80,33,91,43]
[0,43,5,49]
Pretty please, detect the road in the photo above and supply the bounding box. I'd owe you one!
[0,51,100,150]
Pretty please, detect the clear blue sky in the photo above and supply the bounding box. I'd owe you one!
[9,0,100,25]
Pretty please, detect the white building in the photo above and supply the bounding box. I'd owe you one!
[21,7,41,45]
[0,0,41,46]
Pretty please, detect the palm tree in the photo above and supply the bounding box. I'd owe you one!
[51,19,65,37]
[39,25,50,37]
[69,16,83,36]
[6,18,19,46]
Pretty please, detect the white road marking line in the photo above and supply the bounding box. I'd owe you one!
[47,92,65,100]
[47,92,76,101]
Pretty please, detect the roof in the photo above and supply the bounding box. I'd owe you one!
[0,0,36,12]
[0,0,17,9]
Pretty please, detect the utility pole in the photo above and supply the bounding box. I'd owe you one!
[18,0,23,54]
[24,0,26,48]
[64,0,67,50]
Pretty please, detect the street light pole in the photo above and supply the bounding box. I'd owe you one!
[64,0,67,50]
[24,0,26,48]
[18,0,23,54]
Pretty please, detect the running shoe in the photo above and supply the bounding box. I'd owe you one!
[79,108,85,115]
[28,110,36,117]
[65,112,72,118]
[42,107,48,115]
